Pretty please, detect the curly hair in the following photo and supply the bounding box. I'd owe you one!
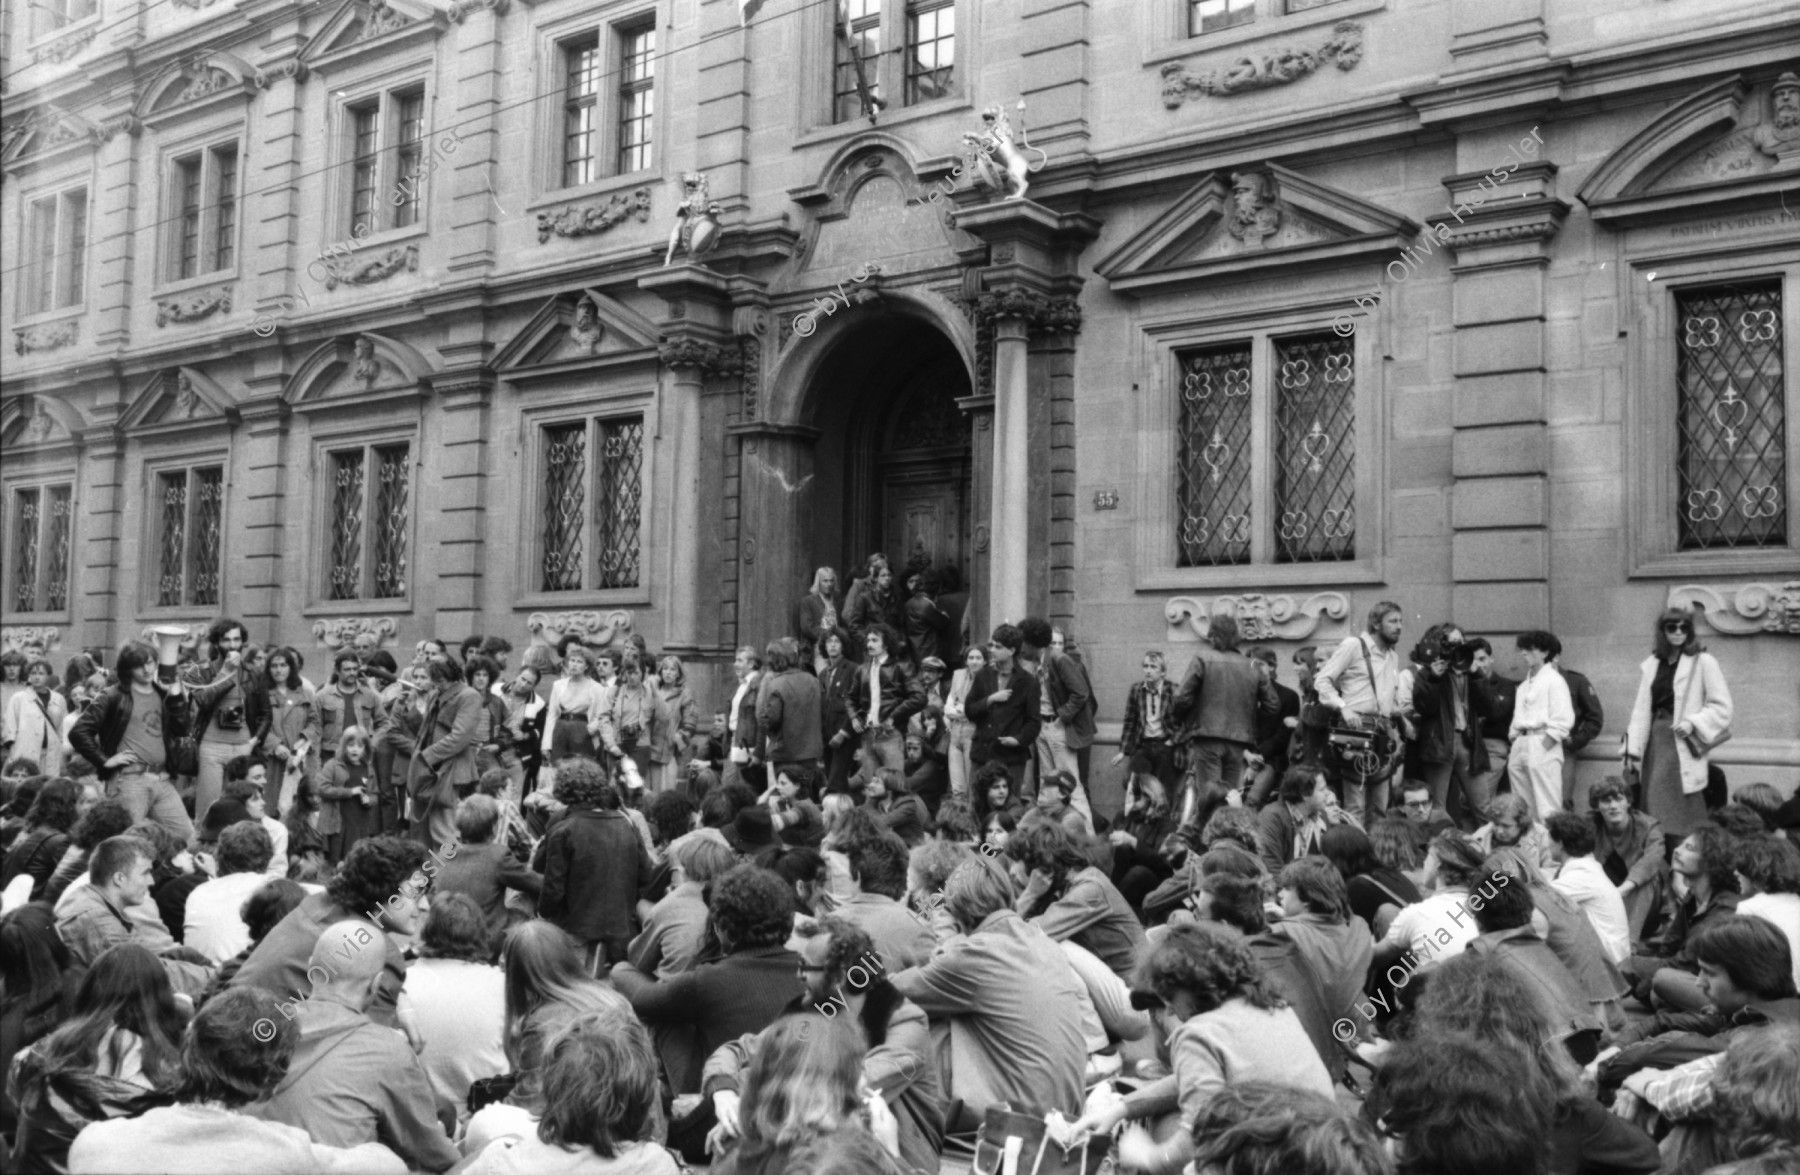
[1712,805,1771,841]
[537,1011,661,1159]
[1414,953,1587,1104]
[1366,1034,1551,1175]
[1188,1082,1391,1175]
[910,839,974,896]
[1428,830,1486,888]
[1005,820,1092,878]
[325,835,429,916]
[216,821,274,876]
[170,987,296,1107]
[554,757,618,810]
[71,800,134,851]
[931,797,979,844]
[846,834,910,900]
[709,865,796,953]
[1684,824,1745,894]
[645,791,696,847]
[1136,923,1283,1014]
[206,617,248,657]
[1200,807,1261,857]
[241,879,307,943]
[793,916,882,992]
[1711,1022,1800,1162]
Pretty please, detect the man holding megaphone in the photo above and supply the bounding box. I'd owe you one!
[183,618,273,829]
[69,640,198,843]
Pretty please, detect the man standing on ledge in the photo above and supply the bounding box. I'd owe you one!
[1313,600,1411,823]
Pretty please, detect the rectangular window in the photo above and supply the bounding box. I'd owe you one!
[563,34,602,187]
[1675,280,1787,550]
[904,0,954,106]
[24,188,87,315]
[8,484,72,614]
[1173,331,1355,568]
[1284,0,1348,10]
[617,24,655,174]
[326,442,411,600]
[539,416,644,592]
[350,103,380,236]
[833,0,884,124]
[1189,0,1255,34]
[394,91,426,228]
[155,465,223,608]
[169,145,239,281]
[36,0,95,37]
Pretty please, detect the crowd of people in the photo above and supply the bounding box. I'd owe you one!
[0,554,1796,1175]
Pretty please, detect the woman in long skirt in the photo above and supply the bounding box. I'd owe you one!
[1625,607,1732,842]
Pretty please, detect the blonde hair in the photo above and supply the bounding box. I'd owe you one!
[739,1014,864,1148]
[339,726,373,762]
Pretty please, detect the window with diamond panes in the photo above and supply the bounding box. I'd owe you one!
[155,465,223,608]
[1675,280,1787,550]
[327,443,410,600]
[8,484,72,614]
[1177,345,1254,567]
[539,417,644,593]
[1274,334,1356,562]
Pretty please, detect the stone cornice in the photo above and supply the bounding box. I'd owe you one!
[955,286,1083,336]
[657,338,740,376]
[447,0,509,23]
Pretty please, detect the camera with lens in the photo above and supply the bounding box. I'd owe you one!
[1411,634,1475,674]
[215,704,246,731]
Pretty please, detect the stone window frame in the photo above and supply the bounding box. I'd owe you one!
[1132,302,1387,591]
[1625,246,1800,579]
[157,135,243,290]
[515,393,656,611]
[323,67,435,256]
[535,4,663,204]
[307,427,419,612]
[137,449,231,621]
[1142,0,1381,66]
[791,0,977,148]
[16,179,90,323]
[1,472,78,625]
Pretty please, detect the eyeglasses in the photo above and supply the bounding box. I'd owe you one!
[797,963,830,979]
[1663,623,1690,634]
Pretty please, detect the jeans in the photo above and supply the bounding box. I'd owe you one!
[1034,718,1091,821]
[196,737,250,828]
[1421,739,1490,825]
[947,718,975,799]
[1466,737,1510,827]
[107,770,194,843]
[1190,738,1247,794]
[863,726,906,773]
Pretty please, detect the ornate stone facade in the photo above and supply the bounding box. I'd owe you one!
[1166,592,1353,643]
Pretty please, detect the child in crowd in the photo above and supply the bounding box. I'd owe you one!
[314,725,379,863]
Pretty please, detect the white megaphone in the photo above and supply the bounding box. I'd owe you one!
[149,625,189,684]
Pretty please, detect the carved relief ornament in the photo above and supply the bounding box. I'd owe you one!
[1161,21,1364,108]
[1,626,63,655]
[658,338,740,376]
[1668,583,1800,636]
[957,287,1082,336]
[1165,592,1352,643]
[311,616,400,648]
[538,189,653,244]
[15,322,79,356]
[527,610,635,648]
[318,245,418,290]
[447,0,509,20]
[156,286,233,327]
[33,28,96,65]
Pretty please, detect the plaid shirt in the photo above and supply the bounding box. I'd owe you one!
[1624,1052,1721,1120]
[1119,679,1177,757]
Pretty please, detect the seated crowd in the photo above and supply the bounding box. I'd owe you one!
[0,579,1795,1175]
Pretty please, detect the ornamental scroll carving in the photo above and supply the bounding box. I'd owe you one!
[319,245,418,290]
[1,627,63,655]
[356,0,410,41]
[33,28,95,64]
[526,610,635,649]
[658,338,740,377]
[156,286,232,327]
[15,322,79,356]
[537,189,652,244]
[1165,592,1352,643]
[311,617,400,649]
[1668,583,1800,636]
[447,0,509,20]
[1161,21,1364,108]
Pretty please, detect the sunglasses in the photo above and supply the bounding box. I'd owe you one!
[1663,623,1690,634]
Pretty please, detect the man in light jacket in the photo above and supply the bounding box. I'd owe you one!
[1507,630,1575,825]
[407,656,482,853]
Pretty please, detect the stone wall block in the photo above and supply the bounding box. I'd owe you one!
[1452,529,1548,581]
[1452,581,1550,631]
[1452,320,1545,377]
[1452,267,1545,326]
[1452,475,1546,530]
[1451,422,1546,477]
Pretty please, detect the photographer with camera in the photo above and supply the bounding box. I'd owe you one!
[1406,623,1492,828]
[1312,601,1413,824]
[185,618,271,830]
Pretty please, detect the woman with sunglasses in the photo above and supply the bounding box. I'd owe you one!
[1624,609,1733,840]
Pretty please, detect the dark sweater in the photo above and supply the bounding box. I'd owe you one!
[534,807,653,943]
[612,946,805,1093]
[433,841,542,943]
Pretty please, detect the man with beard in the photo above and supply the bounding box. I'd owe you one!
[1313,601,1411,823]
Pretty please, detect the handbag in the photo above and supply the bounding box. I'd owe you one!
[970,1106,1108,1175]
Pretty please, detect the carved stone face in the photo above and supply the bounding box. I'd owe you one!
[576,301,595,328]
[1774,84,1800,129]
[1232,175,1264,217]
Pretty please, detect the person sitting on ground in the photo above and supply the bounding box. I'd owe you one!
[707,1013,909,1175]
[1070,923,1335,1175]
[55,836,213,1002]
[1009,821,1148,983]
[1545,811,1631,965]
[831,831,935,972]
[8,943,188,1174]
[1107,771,1180,911]
[1256,765,1350,877]
[702,918,944,1173]
[2,778,80,903]
[432,793,542,953]
[929,796,980,846]
[1319,824,1420,941]
[457,1009,679,1175]
[403,894,507,1125]
[1374,830,1490,973]
[183,822,277,965]
[628,832,738,980]
[1601,914,1799,1091]
[221,767,289,880]
[1018,769,1094,841]
[1272,856,1374,1032]
[761,764,825,849]
[888,854,1088,1128]
[1364,1034,1551,1175]
[245,921,457,1173]
[852,766,930,848]
[1464,863,1606,1055]
[610,865,806,1095]
[1396,778,1455,858]
[1633,1021,1800,1175]
[1471,792,1555,876]
[1731,782,1789,834]
[66,986,407,1175]
[1619,824,1742,1014]
[194,878,307,1010]
[1734,834,1800,993]
[42,798,134,908]
[1588,775,1667,940]
[1185,1082,1391,1175]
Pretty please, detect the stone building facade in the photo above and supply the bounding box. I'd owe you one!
[3,0,1796,799]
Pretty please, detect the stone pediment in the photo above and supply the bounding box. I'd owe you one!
[301,0,444,73]
[1579,74,1800,228]
[0,395,85,449]
[285,333,436,406]
[1094,163,1419,296]
[493,289,661,377]
[788,140,967,289]
[136,53,260,126]
[1,105,100,170]
[121,368,239,431]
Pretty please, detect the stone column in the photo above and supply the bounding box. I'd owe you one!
[429,373,493,635]
[957,393,995,643]
[1435,159,1568,629]
[236,400,290,637]
[91,116,141,352]
[991,315,1032,625]
[731,423,820,648]
[74,431,125,650]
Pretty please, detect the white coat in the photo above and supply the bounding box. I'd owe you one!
[1626,652,1732,796]
[4,687,69,775]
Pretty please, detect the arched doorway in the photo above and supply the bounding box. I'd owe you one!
[804,313,974,585]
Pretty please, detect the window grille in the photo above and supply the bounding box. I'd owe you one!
[542,424,587,591]
[1176,345,1254,567]
[1274,334,1356,563]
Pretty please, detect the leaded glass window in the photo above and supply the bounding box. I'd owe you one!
[540,417,644,592]
[154,465,223,608]
[349,104,380,237]
[1274,334,1356,562]
[324,443,411,600]
[176,158,203,280]
[25,188,86,314]
[169,145,238,282]
[1177,345,1253,567]
[1675,281,1787,550]
[10,490,42,613]
[394,91,426,229]
[6,487,68,614]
